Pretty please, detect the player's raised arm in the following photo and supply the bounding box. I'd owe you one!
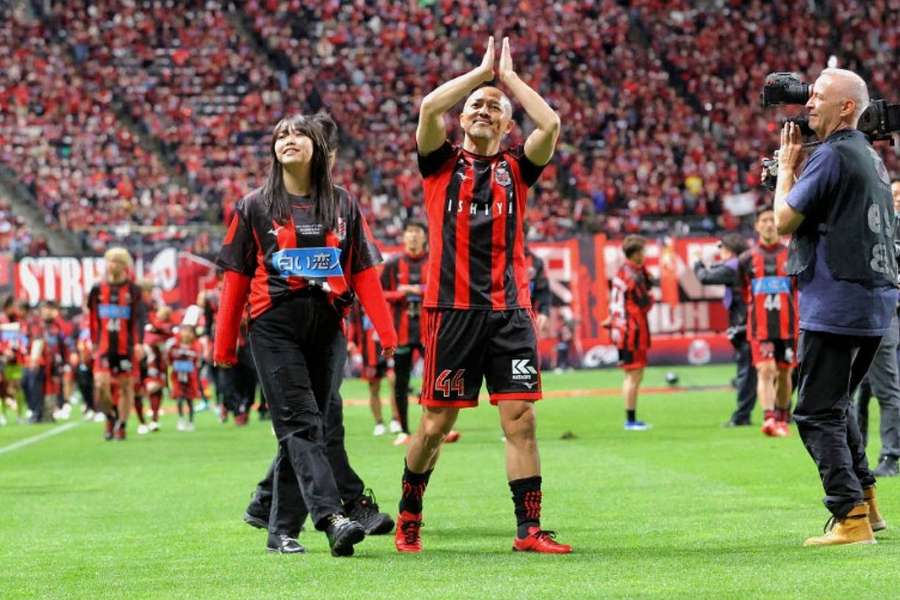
[497,37,560,166]
[416,36,496,155]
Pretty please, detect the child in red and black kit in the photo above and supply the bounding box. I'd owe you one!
[169,326,202,432]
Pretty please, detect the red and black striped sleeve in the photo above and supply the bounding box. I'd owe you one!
[216,199,256,277]
[417,141,456,178]
[510,145,547,188]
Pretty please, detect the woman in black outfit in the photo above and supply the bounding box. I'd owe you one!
[214,114,397,557]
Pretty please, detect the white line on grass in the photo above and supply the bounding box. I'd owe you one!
[0,422,81,456]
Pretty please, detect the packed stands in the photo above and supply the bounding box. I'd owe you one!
[0,1,897,253]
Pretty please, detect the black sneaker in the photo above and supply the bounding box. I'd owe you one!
[244,492,270,529]
[324,514,365,557]
[266,532,305,554]
[873,456,899,478]
[346,489,394,535]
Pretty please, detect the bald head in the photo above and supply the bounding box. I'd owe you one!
[807,68,870,138]
[820,68,869,121]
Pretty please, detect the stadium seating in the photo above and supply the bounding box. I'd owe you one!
[0,1,897,252]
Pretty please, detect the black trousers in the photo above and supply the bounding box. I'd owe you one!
[248,292,346,531]
[76,365,94,412]
[392,343,423,434]
[23,367,45,421]
[252,388,366,536]
[794,329,879,518]
[730,334,757,424]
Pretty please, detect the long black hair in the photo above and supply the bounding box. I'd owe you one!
[262,113,337,229]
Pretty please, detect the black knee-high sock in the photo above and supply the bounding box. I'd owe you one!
[399,461,432,514]
[187,399,194,423]
[177,399,185,418]
[510,476,542,538]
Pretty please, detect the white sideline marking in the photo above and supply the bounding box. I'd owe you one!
[0,422,81,456]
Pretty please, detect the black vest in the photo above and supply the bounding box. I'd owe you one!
[786,129,896,287]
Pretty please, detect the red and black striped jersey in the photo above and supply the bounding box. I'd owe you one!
[216,186,382,320]
[168,340,202,399]
[87,280,143,357]
[609,260,654,351]
[418,142,545,311]
[738,242,798,342]
[347,301,381,366]
[381,250,427,346]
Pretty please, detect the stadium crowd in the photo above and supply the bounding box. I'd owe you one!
[0,0,897,252]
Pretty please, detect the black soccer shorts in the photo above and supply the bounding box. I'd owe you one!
[420,308,542,407]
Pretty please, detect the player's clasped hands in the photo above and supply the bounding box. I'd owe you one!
[477,36,516,84]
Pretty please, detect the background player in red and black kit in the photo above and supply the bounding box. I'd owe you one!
[607,235,655,431]
[395,36,570,554]
[381,219,428,444]
[169,324,202,432]
[738,207,799,437]
[142,304,173,432]
[348,299,398,435]
[86,247,143,440]
[214,113,398,557]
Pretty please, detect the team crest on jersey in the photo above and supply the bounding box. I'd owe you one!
[494,163,512,187]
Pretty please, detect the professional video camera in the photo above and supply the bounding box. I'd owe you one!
[758,72,900,190]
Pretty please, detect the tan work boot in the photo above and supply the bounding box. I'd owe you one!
[864,486,887,532]
[803,504,876,546]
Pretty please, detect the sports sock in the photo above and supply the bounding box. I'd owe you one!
[187,400,194,423]
[510,476,542,538]
[399,461,432,514]
[764,409,776,422]
[626,409,636,423]
[150,391,162,421]
[775,408,791,423]
[134,396,146,424]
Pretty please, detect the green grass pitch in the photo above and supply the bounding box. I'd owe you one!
[1,365,897,599]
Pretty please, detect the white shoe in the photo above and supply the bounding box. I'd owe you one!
[196,401,209,412]
[82,409,95,421]
[148,421,160,432]
[373,423,386,436]
[176,419,186,432]
[94,412,106,423]
[0,415,7,426]
[388,419,402,434]
[392,433,409,446]
[137,424,149,435]
[185,422,195,432]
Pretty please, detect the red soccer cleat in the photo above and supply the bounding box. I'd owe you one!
[113,423,126,441]
[761,417,779,437]
[444,430,461,444]
[513,527,572,554]
[395,511,423,553]
[775,421,791,437]
[235,412,249,426]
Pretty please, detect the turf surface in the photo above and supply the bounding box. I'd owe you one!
[1,365,897,599]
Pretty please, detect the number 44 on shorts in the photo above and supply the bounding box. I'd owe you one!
[435,369,465,398]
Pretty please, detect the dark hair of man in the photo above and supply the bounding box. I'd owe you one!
[755,206,775,221]
[404,219,427,235]
[720,233,749,256]
[622,235,647,260]
[262,113,336,229]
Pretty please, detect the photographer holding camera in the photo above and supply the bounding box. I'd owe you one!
[773,68,895,547]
